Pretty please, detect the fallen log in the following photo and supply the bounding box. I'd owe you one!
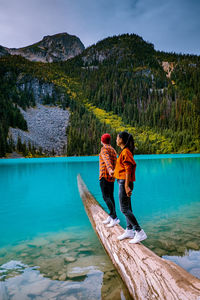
[77,174,200,300]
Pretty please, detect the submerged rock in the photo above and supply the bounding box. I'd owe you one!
[59,247,69,254]
[59,273,67,281]
[186,241,199,250]
[64,256,77,263]
[175,246,186,255]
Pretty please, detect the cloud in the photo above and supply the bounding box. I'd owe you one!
[124,0,200,54]
[0,0,199,54]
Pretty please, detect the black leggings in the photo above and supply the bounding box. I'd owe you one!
[100,177,117,219]
[118,179,141,231]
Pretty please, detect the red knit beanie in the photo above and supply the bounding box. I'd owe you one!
[101,133,111,144]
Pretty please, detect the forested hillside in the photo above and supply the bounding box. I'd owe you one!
[58,34,200,154]
[0,56,117,157]
[0,33,199,157]
[0,62,35,156]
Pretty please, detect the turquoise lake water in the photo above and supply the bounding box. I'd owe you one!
[0,154,200,299]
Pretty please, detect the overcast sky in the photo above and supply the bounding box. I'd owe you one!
[0,0,200,55]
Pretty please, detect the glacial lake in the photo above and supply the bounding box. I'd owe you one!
[0,154,200,299]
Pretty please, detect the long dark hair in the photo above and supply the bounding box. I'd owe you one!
[118,131,135,155]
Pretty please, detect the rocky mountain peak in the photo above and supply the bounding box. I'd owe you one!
[1,33,85,63]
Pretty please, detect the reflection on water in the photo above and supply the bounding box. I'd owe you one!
[0,263,103,300]
[142,201,200,259]
[0,229,132,300]
[163,250,200,279]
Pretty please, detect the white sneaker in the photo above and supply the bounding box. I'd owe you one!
[102,216,112,224]
[117,229,135,240]
[129,229,147,244]
[106,218,120,228]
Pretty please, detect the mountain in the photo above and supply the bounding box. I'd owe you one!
[0,33,85,62]
[0,33,200,157]
[59,33,200,154]
[81,34,155,66]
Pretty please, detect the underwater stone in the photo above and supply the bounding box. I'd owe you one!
[64,256,77,263]
[175,246,186,254]
[80,242,91,247]
[153,248,166,257]
[79,247,93,252]
[52,275,59,280]
[20,253,28,257]
[59,247,69,254]
[59,273,67,281]
[186,242,199,250]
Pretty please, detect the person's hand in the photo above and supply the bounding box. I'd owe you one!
[125,185,132,197]
[109,169,114,177]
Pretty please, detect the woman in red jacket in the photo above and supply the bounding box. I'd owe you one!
[114,131,147,243]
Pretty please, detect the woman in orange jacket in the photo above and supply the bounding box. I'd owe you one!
[114,131,147,243]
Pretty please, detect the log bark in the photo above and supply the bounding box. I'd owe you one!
[77,174,200,300]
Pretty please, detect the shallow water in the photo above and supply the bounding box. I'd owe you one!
[0,230,131,299]
[0,154,200,299]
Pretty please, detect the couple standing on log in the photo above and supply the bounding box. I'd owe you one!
[99,131,147,244]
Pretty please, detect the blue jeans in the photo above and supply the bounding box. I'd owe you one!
[118,179,141,231]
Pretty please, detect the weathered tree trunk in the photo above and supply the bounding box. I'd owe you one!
[77,175,200,300]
